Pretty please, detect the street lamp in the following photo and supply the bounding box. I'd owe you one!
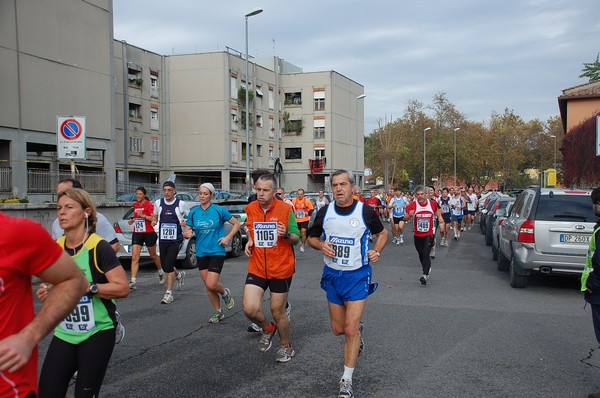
[423,127,431,185]
[245,7,263,196]
[356,94,366,187]
[453,127,460,187]
[549,134,557,169]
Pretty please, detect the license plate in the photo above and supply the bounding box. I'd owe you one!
[560,234,590,244]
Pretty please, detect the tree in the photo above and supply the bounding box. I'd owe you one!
[580,53,600,82]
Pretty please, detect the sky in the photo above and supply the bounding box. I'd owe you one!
[113,0,600,134]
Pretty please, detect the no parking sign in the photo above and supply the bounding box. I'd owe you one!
[57,116,86,160]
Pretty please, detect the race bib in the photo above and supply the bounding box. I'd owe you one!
[330,236,354,267]
[254,222,278,247]
[160,223,177,240]
[133,218,146,233]
[59,294,95,333]
[441,204,450,213]
[417,217,431,233]
[296,209,305,219]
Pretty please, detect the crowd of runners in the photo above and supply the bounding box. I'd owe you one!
[0,171,490,398]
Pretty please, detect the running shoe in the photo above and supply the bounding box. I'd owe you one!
[285,301,292,321]
[209,310,224,324]
[400,236,404,244]
[275,344,296,363]
[161,292,173,304]
[158,272,165,284]
[358,322,364,357]
[396,239,400,246]
[115,311,126,344]
[338,379,354,398]
[222,288,234,310]
[176,271,186,291]
[420,274,428,285]
[454,236,458,241]
[247,323,262,333]
[391,237,397,244]
[128,280,137,290]
[430,248,436,258]
[300,246,305,253]
[258,326,277,352]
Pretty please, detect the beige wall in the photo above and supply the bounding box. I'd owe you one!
[566,99,600,132]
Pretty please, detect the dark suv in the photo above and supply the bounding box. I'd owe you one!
[497,187,595,288]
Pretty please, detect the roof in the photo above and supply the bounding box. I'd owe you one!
[557,80,600,132]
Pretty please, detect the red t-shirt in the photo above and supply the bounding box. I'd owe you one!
[0,213,63,397]
[366,196,381,216]
[406,199,439,237]
[132,199,155,234]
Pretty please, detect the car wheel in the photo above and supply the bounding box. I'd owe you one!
[485,226,493,246]
[227,233,242,258]
[497,247,510,272]
[492,242,498,261]
[181,238,197,269]
[509,256,528,288]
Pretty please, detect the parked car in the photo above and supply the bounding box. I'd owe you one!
[497,187,595,288]
[216,200,248,242]
[485,197,516,246]
[116,193,137,202]
[113,201,243,269]
[489,198,516,259]
[479,193,505,234]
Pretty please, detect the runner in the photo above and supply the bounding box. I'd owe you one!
[438,188,452,247]
[426,187,438,258]
[243,174,300,362]
[366,189,382,219]
[404,185,444,285]
[0,214,86,398]
[152,181,187,304]
[37,188,129,398]
[315,189,330,211]
[352,188,366,204]
[389,187,407,245]
[128,186,164,290]
[291,188,314,253]
[52,178,120,252]
[183,183,240,323]
[450,189,466,240]
[307,169,387,398]
[275,187,294,207]
[464,187,478,230]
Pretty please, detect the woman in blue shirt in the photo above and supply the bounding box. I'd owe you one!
[183,183,241,323]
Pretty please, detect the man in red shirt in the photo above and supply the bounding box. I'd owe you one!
[366,189,382,218]
[404,186,444,285]
[0,213,87,398]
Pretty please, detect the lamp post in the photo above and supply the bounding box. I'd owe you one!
[453,127,460,187]
[423,127,431,185]
[355,94,366,187]
[549,134,557,169]
[244,7,263,197]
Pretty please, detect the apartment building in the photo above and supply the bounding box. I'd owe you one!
[0,0,364,201]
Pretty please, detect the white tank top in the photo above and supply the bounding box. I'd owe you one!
[321,202,370,271]
[316,197,327,210]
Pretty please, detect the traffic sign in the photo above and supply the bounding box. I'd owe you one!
[57,116,86,160]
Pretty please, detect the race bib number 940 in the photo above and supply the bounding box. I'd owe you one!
[254,222,278,247]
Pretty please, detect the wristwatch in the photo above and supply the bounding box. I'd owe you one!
[374,250,381,256]
[285,231,291,239]
[89,283,99,295]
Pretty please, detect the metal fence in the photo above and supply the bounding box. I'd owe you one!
[0,168,11,192]
[27,169,106,194]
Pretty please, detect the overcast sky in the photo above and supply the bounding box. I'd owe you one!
[113,0,600,133]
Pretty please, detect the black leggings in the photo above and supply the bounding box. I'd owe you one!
[39,328,115,398]
[413,235,434,275]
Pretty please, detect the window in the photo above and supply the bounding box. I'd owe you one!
[314,118,325,139]
[314,148,325,159]
[268,88,274,110]
[127,66,142,87]
[150,108,159,130]
[231,141,238,163]
[150,73,159,98]
[284,92,302,106]
[257,144,262,157]
[231,76,238,99]
[128,103,141,120]
[129,136,143,153]
[241,142,253,160]
[314,91,325,111]
[151,139,160,152]
[256,114,263,128]
[151,139,160,163]
[285,147,302,160]
[231,109,238,131]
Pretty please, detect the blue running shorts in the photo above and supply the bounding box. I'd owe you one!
[320,265,377,305]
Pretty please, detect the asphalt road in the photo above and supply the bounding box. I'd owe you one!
[38,222,600,398]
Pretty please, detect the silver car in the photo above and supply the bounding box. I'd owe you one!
[114,201,243,269]
[497,187,595,288]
